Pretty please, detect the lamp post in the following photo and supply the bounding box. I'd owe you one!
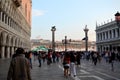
[115,11,120,27]
[65,36,67,52]
[84,25,89,52]
[62,36,67,52]
[51,26,56,52]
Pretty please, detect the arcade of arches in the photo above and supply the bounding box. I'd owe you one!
[0,31,29,58]
[0,0,32,58]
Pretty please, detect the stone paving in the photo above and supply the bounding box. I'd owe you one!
[0,59,10,80]
[1,58,120,80]
[31,60,73,80]
[0,58,74,80]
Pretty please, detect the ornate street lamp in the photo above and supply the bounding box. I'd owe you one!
[65,36,67,52]
[51,26,56,52]
[115,11,120,27]
[84,25,89,52]
[62,36,67,52]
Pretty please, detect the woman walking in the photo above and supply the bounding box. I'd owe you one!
[70,52,77,77]
[63,52,70,78]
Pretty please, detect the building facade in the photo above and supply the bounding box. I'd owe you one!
[31,39,96,51]
[96,20,120,53]
[0,0,32,58]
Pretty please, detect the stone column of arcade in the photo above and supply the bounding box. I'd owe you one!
[11,47,15,55]
[6,46,10,58]
[1,46,5,58]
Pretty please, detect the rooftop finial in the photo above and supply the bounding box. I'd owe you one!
[115,11,120,16]
[104,21,105,24]
[96,21,98,27]
[85,25,87,29]
[111,19,112,22]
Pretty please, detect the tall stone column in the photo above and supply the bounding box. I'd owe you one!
[84,26,89,52]
[1,46,5,58]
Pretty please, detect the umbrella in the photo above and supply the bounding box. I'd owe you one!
[32,45,48,52]
[37,46,48,51]
[32,47,39,52]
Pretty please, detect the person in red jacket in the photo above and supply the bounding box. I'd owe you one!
[63,52,70,77]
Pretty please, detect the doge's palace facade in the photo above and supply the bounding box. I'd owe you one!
[0,0,32,58]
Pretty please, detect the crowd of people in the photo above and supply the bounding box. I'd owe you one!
[7,47,120,79]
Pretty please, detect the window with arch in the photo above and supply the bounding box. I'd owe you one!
[103,32,105,40]
[113,29,115,38]
[117,28,119,37]
[106,31,108,39]
[109,30,112,39]
[97,33,99,41]
[5,15,7,24]
[2,12,4,22]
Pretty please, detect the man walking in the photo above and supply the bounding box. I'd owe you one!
[7,48,32,80]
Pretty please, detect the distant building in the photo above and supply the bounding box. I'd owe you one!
[96,19,120,52]
[31,39,51,50]
[31,39,96,51]
[0,0,32,58]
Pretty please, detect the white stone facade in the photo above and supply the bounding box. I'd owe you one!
[96,20,120,53]
[0,0,32,58]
